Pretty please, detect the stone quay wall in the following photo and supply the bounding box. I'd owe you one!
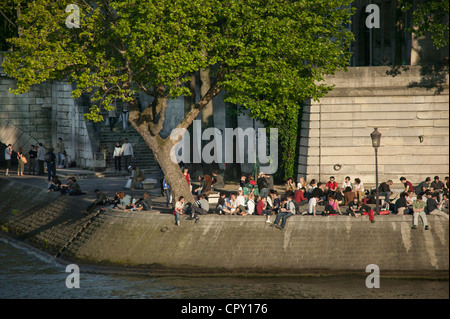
[0,77,98,168]
[0,179,448,276]
[298,66,449,184]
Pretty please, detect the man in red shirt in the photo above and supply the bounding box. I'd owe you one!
[400,177,414,193]
[256,197,272,223]
[326,176,338,198]
[294,188,308,205]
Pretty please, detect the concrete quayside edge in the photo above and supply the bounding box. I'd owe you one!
[0,178,448,278]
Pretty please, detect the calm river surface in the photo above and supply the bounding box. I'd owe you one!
[0,239,448,299]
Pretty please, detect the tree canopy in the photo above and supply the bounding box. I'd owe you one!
[3,0,354,121]
[399,0,449,49]
[2,0,355,199]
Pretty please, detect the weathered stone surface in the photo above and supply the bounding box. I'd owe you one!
[298,66,449,184]
[0,179,447,275]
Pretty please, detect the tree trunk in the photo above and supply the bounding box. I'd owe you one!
[129,100,195,204]
[199,68,220,173]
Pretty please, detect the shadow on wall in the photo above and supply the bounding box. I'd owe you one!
[385,38,449,95]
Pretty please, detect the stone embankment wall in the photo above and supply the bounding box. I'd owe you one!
[298,66,449,184]
[0,76,98,168]
[0,179,448,276]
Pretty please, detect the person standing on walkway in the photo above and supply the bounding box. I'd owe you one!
[4,144,12,176]
[28,145,37,175]
[121,103,129,130]
[113,141,122,172]
[108,103,118,132]
[163,178,172,207]
[45,147,57,181]
[56,138,65,168]
[17,147,26,176]
[37,143,46,176]
[121,138,133,170]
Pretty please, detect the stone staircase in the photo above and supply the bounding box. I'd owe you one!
[96,116,160,177]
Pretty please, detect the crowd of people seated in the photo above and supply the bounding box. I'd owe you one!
[52,165,448,232]
[178,172,449,229]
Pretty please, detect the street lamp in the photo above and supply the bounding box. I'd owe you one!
[370,128,382,214]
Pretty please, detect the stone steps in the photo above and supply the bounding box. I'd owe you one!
[96,117,159,173]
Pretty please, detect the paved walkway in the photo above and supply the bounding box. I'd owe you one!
[1,166,407,216]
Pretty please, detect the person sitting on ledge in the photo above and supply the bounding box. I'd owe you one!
[311,182,326,204]
[306,195,319,216]
[360,204,375,223]
[426,192,447,216]
[306,179,317,198]
[323,195,342,216]
[114,191,135,210]
[236,189,247,216]
[188,194,209,223]
[400,176,414,193]
[217,192,231,215]
[335,187,344,205]
[47,176,62,193]
[244,193,256,216]
[440,193,449,214]
[346,197,361,218]
[353,178,365,202]
[411,195,429,230]
[60,177,82,196]
[256,196,272,223]
[272,194,296,230]
[201,174,213,196]
[378,180,393,205]
[343,186,355,206]
[126,165,145,190]
[294,187,308,206]
[415,177,432,196]
[85,189,108,214]
[395,192,410,215]
[325,176,338,198]
[130,192,153,211]
[211,170,225,190]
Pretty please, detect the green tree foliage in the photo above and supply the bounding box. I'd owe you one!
[399,0,449,49]
[2,0,354,200]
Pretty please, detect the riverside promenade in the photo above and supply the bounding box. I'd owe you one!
[0,167,448,278]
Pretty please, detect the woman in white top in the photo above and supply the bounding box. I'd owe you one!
[246,193,256,215]
[342,176,352,190]
[236,190,247,215]
[353,178,365,201]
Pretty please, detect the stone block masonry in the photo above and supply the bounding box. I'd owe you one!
[0,76,98,168]
[298,66,449,184]
[0,179,448,276]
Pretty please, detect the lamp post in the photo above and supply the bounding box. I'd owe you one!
[370,128,382,214]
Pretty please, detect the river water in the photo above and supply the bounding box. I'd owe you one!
[0,239,448,299]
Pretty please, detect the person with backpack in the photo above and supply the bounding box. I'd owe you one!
[45,148,57,181]
[272,194,296,230]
